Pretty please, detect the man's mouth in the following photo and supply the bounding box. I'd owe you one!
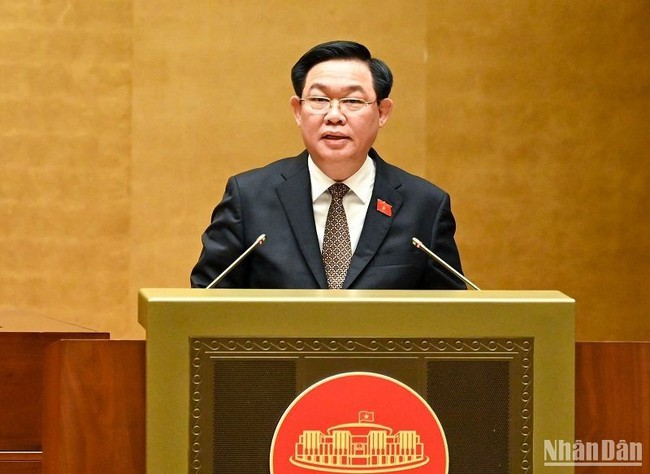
[322,133,349,141]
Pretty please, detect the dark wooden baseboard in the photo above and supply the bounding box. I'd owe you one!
[2,333,647,474]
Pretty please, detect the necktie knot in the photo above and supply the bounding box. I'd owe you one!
[328,183,349,202]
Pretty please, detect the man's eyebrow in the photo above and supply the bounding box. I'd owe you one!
[307,83,366,94]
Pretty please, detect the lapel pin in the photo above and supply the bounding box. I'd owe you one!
[376,199,392,217]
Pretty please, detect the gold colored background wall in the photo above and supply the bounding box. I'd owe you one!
[1,1,648,340]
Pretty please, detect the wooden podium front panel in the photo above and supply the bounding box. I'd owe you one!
[42,340,146,474]
[0,311,108,452]
[575,342,649,473]
[0,452,42,474]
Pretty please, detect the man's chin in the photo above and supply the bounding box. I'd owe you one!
[315,141,356,158]
[318,139,352,154]
[310,149,367,177]
[315,150,355,164]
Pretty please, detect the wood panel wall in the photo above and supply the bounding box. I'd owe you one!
[42,340,145,474]
[575,342,649,473]
[0,340,645,473]
[0,311,109,474]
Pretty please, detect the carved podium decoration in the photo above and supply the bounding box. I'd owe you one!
[192,337,531,474]
[269,372,448,473]
[292,413,428,472]
[292,411,427,472]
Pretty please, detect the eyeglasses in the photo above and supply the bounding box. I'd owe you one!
[300,96,378,113]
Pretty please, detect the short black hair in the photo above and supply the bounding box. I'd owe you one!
[291,40,393,100]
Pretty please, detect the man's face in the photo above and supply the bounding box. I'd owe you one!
[291,59,393,180]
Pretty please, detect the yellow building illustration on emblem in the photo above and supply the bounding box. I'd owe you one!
[291,411,429,473]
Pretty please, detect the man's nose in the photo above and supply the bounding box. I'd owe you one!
[324,100,346,124]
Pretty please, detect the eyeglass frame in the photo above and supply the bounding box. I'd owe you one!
[299,96,380,113]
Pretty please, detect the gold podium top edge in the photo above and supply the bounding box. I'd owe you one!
[138,288,574,304]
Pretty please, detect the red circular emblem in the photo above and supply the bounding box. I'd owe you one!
[270,372,448,473]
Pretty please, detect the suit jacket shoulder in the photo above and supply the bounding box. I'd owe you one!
[370,148,449,200]
[230,151,309,188]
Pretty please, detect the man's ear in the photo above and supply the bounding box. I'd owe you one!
[378,98,393,127]
[290,96,302,125]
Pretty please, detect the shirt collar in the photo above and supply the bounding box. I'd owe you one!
[308,155,375,204]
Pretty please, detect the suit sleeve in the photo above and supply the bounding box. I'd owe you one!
[424,192,467,289]
[190,177,248,288]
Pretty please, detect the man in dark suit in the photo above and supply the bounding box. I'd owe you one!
[191,41,465,289]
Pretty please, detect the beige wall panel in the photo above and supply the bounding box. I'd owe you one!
[426,1,650,340]
[0,2,133,336]
[130,0,428,330]
[2,1,647,340]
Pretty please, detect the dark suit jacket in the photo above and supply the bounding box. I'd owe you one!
[191,149,465,289]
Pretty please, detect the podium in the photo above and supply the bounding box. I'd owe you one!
[139,289,575,474]
[0,310,109,474]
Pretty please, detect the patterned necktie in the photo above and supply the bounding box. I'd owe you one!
[322,183,352,289]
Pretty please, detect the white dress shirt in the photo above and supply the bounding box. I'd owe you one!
[308,155,376,253]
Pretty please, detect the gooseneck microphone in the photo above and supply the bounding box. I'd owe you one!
[206,234,267,289]
[412,237,481,290]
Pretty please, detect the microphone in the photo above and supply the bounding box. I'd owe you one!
[206,234,267,289]
[412,237,481,290]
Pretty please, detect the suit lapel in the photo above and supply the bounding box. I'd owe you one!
[275,154,328,288]
[343,153,403,288]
